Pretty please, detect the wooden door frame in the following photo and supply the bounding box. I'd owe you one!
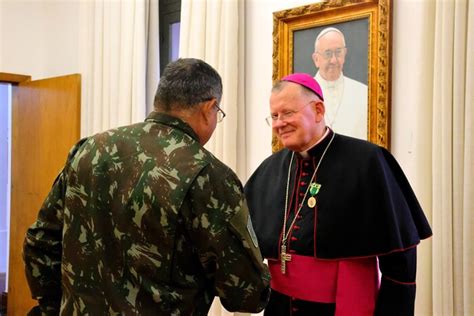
[0,73,31,85]
[0,73,31,314]
[1,73,81,315]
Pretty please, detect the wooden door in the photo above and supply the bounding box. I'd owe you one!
[6,74,81,315]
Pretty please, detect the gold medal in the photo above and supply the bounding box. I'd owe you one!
[307,196,316,208]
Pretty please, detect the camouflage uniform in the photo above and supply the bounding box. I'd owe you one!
[23,112,271,315]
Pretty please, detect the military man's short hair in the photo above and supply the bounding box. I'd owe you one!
[154,58,223,111]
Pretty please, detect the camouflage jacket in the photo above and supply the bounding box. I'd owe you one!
[23,112,270,315]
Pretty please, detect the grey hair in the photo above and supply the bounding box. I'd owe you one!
[154,58,223,111]
[314,27,346,51]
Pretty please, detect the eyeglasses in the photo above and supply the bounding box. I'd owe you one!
[215,104,226,123]
[265,101,314,126]
[317,47,346,60]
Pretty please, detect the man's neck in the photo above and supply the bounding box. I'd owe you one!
[298,127,330,158]
[315,71,344,85]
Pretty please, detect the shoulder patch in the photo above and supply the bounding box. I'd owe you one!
[247,215,259,248]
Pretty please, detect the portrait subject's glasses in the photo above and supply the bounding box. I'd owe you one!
[265,101,314,126]
[215,104,226,123]
[317,47,346,60]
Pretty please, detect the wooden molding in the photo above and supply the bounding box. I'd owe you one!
[0,73,31,84]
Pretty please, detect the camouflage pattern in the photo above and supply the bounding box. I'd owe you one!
[23,111,270,315]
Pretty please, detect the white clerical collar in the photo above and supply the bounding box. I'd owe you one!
[298,127,331,159]
[315,71,344,89]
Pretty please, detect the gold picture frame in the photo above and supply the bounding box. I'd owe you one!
[272,0,392,151]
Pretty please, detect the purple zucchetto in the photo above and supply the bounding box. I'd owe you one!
[281,73,324,101]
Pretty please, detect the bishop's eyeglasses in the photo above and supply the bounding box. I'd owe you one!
[265,101,313,126]
[317,47,346,60]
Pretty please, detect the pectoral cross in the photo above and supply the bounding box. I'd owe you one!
[280,243,292,274]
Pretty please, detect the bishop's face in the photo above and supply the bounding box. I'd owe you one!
[312,31,347,82]
[269,83,321,152]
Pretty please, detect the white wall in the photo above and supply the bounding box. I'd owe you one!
[0,0,80,79]
[0,2,3,68]
[1,0,434,314]
[391,2,435,314]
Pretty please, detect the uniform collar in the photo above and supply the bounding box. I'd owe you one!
[145,111,200,142]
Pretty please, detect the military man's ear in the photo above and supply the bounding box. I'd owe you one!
[200,98,217,123]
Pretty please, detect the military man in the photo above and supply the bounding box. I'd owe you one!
[23,58,270,315]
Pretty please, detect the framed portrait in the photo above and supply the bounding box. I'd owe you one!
[272,0,392,150]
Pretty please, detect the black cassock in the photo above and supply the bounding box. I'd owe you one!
[244,129,432,316]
